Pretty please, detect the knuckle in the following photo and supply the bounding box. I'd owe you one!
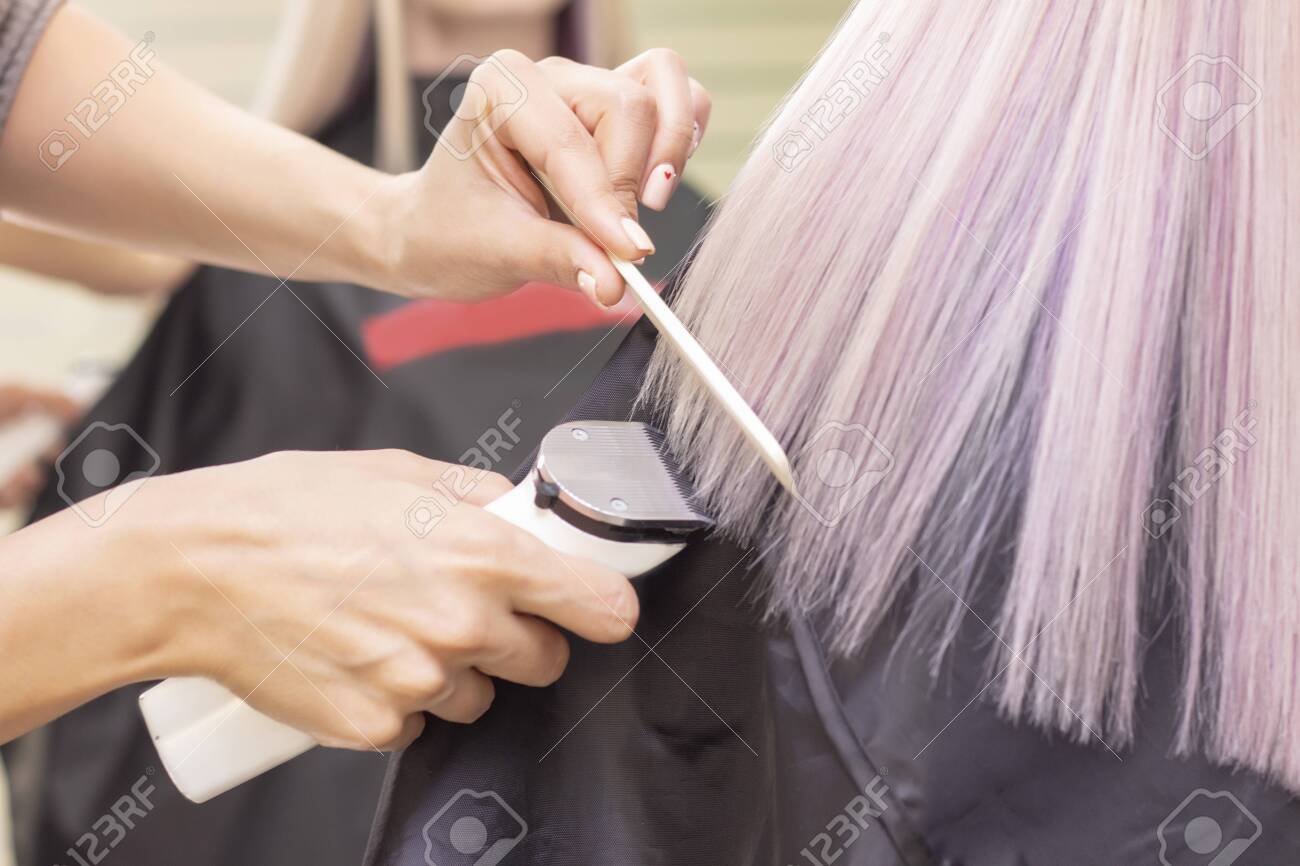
[364,709,406,748]
[610,172,643,200]
[535,55,571,74]
[551,121,593,157]
[489,48,530,71]
[385,658,448,701]
[472,51,526,93]
[613,82,657,125]
[438,606,492,653]
[497,519,544,565]
[546,249,578,288]
[663,119,696,156]
[646,47,687,73]
[445,508,512,561]
[375,447,420,471]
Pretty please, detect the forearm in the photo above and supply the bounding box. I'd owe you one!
[0,220,193,296]
[0,4,395,291]
[0,506,180,742]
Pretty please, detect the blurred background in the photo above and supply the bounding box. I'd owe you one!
[0,0,845,535]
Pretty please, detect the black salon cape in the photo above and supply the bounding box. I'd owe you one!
[363,312,1300,866]
[3,75,708,866]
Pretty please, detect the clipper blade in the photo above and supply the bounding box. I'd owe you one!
[534,421,712,543]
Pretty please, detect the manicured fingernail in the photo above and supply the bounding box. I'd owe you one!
[641,163,677,211]
[689,121,701,157]
[621,217,655,255]
[577,269,600,305]
[633,257,646,266]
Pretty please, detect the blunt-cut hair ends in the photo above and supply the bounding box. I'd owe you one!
[644,1,1299,787]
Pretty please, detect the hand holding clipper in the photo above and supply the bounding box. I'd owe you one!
[140,422,711,803]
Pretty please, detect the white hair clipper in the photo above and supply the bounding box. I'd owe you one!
[139,421,713,803]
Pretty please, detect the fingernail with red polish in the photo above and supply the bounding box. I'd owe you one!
[641,163,677,211]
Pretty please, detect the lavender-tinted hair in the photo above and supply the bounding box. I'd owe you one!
[644,1,1298,786]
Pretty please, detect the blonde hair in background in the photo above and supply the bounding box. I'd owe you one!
[252,0,631,173]
[643,1,1300,787]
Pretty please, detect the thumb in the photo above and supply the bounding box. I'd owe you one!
[508,216,627,308]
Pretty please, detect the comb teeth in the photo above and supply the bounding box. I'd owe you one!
[643,427,704,508]
[537,422,712,530]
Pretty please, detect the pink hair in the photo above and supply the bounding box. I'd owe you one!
[644,0,1299,787]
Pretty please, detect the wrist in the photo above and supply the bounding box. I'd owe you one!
[83,484,201,684]
[327,169,418,297]
[107,470,254,683]
[0,499,184,704]
[71,472,236,685]
[351,170,422,297]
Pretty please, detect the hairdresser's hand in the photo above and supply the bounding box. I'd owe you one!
[124,450,638,750]
[380,49,712,307]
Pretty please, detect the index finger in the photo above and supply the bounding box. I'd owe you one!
[506,537,640,644]
[476,51,656,262]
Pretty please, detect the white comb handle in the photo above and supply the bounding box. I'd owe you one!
[140,471,681,803]
[528,169,794,493]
